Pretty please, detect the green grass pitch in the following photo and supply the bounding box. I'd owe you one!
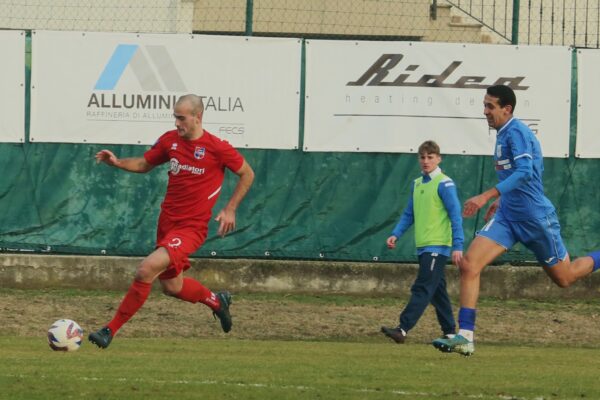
[1,337,598,400]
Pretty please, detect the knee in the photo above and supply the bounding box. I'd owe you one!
[410,283,432,297]
[159,278,182,297]
[161,285,179,297]
[134,261,158,283]
[134,268,152,282]
[552,277,572,288]
[134,249,170,283]
[458,256,482,280]
[547,267,576,288]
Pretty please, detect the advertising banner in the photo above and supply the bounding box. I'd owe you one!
[30,31,301,149]
[304,40,572,157]
[0,30,26,143]
[576,49,600,158]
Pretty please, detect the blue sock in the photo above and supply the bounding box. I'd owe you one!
[588,250,600,272]
[458,307,476,331]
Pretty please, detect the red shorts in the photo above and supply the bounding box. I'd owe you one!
[155,212,208,280]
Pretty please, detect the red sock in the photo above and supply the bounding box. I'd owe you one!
[106,280,152,335]
[175,277,220,311]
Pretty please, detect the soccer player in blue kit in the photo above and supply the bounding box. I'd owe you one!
[432,85,600,356]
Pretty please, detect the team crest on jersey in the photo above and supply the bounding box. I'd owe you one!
[194,146,205,160]
[171,143,178,150]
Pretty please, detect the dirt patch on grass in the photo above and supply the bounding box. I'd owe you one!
[2,289,599,347]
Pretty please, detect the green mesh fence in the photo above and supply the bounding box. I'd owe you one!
[3,141,600,263]
[1,1,599,47]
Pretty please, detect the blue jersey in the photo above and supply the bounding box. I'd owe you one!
[494,117,555,221]
[391,167,464,257]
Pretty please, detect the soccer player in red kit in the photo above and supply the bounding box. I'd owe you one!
[89,94,255,349]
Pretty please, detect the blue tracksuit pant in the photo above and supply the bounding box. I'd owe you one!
[399,252,456,335]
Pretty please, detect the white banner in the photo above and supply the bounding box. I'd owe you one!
[30,31,301,149]
[304,41,571,157]
[576,50,600,158]
[0,31,25,143]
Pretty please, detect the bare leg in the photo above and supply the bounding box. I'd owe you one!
[92,247,171,344]
[543,254,594,288]
[160,274,184,295]
[135,247,171,283]
[431,236,506,353]
[459,236,506,308]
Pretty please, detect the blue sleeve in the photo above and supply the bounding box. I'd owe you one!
[391,185,414,239]
[438,179,464,252]
[496,157,532,194]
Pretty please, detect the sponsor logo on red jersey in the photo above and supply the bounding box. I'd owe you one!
[169,158,205,175]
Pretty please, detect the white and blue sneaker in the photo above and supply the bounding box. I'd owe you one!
[432,334,474,356]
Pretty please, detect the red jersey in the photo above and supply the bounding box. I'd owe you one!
[144,129,244,224]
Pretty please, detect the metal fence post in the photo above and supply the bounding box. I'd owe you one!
[511,0,520,44]
[430,0,437,20]
[245,0,253,36]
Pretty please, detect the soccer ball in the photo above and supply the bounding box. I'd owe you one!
[47,319,84,351]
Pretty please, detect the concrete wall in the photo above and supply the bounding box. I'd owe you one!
[1,254,599,299]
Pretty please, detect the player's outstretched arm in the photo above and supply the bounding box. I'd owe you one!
[463,187,499,218]
[95,149,154,173]
[483,198,500,221]
[215,160,255,237]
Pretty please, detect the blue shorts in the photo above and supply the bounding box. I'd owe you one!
[477,210,567,267]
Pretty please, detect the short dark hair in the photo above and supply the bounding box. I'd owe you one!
[418,140,440,156]
[486,85,516,112]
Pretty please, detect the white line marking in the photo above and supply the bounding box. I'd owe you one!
[1,373,543,399]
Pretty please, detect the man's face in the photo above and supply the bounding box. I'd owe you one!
[173,102,201,138]
[419,152,441,174]
[483,94,512,129]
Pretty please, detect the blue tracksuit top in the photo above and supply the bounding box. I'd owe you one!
[493,117,555,221]
[391,167,464,257]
